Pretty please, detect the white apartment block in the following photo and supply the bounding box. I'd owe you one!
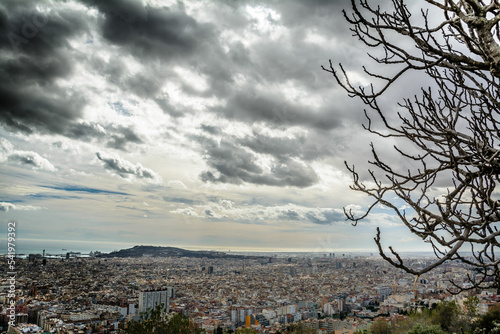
[139,290,170,314]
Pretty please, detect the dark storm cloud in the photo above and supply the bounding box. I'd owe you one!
[201,126,339,172]
[65,122,105,140]
[154,97,183,117]
[248,41,326,91]
[126,71,165,98]
[200,125,221,135]
[65,123,142,152]
[79,0,357,131]
[198,138,318,188]
[193,121,349,188]
[199,139,263,185]
[91,56,166,100]
[201,1,370,129]
[227,42,252,66]
[219,88,341,130]
[240,134,304,160]
[0,0,370,188]
[81,0,229,115]
[81,0,217,61]
[270,160,319,188]
[223,2,354,92]
[0,0,169,150]
[0,1,89,135]
[87,53,180,112]
[106,126,143,151]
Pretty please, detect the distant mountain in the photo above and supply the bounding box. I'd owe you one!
[98,245,258,259]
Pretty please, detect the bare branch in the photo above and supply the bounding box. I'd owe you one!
[326,0,500,293]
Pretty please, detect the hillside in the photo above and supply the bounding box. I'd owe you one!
[98,245,258,259]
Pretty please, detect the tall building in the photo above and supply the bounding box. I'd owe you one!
[138,289,170,314]
[377,286,393,302]
[337,299,344,312]
[166,286,175,299]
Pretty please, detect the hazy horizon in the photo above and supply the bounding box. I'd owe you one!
[1,238,442,257]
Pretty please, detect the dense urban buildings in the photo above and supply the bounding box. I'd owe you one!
[0,251,498,333]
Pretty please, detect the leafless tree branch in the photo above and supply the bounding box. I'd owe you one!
[324,0,500,293]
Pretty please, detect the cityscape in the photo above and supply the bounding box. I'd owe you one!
[0,247,499,333]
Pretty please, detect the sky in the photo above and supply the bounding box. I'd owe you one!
[0,0,437,254]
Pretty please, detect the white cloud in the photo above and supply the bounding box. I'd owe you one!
[171,200,347,225]
[166,180,187,189]
[0,202,42,212]
[0,138,56,171]
[170,207,202,217]
[95,151,163,184]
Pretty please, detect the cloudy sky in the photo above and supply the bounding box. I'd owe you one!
[0,0,435,253]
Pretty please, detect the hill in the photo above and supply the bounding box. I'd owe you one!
[98,245,259,259]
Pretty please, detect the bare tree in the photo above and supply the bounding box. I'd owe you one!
[323,0,500,292]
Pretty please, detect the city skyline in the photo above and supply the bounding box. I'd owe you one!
[6,251,489,333]
[0,0,437,253]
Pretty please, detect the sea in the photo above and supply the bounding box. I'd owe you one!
[0,239,135,256]
[0,239,443,259]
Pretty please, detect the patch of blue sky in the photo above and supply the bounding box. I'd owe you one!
[109,101,132,116]
[39,185,130,196]
[0,198,24,203]
[27,193,81,200]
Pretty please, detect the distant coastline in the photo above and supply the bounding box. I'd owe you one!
[0,241,444,259]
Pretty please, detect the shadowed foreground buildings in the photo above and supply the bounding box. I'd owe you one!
[0,254,499,333]
[138,287,174,314]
